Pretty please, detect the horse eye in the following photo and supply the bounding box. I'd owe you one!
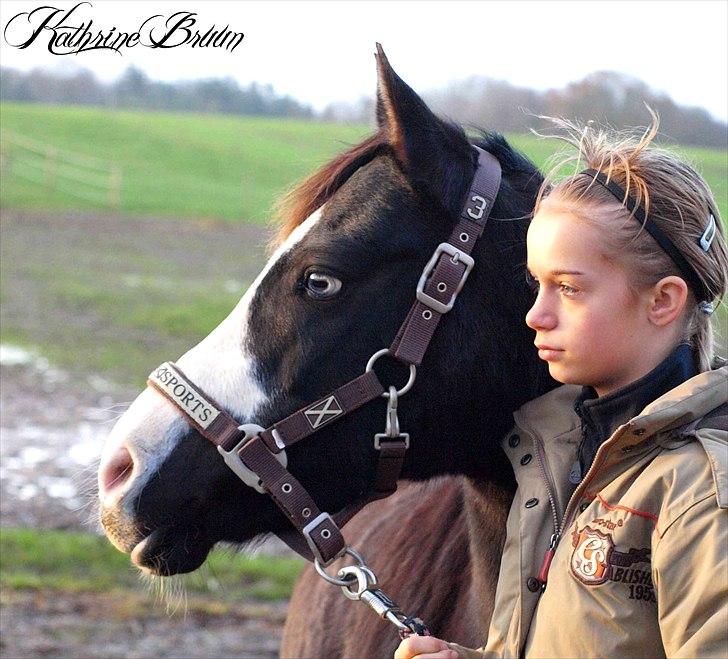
[305,272,342,300]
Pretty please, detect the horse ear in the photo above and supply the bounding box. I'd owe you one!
[375,43,474,215]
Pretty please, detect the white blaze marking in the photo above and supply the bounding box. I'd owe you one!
[100,207,325,511]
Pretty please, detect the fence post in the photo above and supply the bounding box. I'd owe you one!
[0,148,9,178]
[46,146,57,193]
[109,166,122,208]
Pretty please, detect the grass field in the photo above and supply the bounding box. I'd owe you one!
[1,527,301,655]
[0,103,726,385]
[0,527,304,603]
[0,103,371,222]
[1,103,725,222]
[0,211,270,386]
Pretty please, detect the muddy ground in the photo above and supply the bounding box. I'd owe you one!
[0,345,131,530]
[0,350,294,659]
[1,591,286,659]
[1,210,296,658]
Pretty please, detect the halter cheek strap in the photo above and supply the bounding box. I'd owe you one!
[148,361,385,566]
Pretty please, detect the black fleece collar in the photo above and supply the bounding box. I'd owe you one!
[573,343,697,476]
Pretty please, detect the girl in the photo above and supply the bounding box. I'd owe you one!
[395,113,728,659]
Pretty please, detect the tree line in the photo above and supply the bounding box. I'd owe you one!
[1,65,725,147]
[323,71,726,148]
[0,65,314,119]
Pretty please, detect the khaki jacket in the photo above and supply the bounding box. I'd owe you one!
[448,366,727,659]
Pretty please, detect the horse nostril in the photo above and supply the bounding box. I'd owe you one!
[99,445,136,502]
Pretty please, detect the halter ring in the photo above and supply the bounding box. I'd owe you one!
[314,546,367,587]
[365,349,417,397]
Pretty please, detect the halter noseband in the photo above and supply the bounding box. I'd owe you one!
[146,146,503,569]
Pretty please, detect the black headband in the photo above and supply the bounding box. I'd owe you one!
[581,168,711,302]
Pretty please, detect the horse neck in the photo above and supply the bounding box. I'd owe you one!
[462,477,515,625]
[398,227,550,482]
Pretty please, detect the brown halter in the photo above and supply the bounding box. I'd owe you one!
[146,146,502,573]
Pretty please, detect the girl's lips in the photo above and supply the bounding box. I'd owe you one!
[536,345,563,361]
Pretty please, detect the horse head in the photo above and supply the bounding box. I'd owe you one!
[97,46,552,576]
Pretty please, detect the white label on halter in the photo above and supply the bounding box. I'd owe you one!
[148,362,221,429]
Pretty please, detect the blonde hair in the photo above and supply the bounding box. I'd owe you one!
[533,109,728,372]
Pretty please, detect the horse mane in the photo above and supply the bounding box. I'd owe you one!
[270,127,541,252]
[271,132,388,250]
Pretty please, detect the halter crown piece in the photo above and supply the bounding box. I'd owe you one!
[582,168,714,310]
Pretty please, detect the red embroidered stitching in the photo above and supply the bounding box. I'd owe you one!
[593,493,658,526]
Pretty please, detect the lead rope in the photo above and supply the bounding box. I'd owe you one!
[314,546,430,639]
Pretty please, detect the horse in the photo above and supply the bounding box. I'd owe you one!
[96,45,554,657]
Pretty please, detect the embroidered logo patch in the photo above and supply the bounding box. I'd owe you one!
[570,526,614,584]
[570,524,654,601]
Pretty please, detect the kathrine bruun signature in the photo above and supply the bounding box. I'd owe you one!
[4,2,244,55]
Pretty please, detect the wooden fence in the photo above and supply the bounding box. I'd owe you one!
[0,131,122,208]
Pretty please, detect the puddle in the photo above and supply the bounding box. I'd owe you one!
[0,344,49,368]
[0,343,292,554]
[0,345,37,366]
[1,343,131,529]
[18,446,50,465]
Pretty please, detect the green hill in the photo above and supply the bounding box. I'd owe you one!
[0,103,371,222]
[1,103,725,222]
[1,103,725,383]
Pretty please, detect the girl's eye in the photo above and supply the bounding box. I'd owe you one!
[525,272,539,293]
[559,283,578,296]
[305,272,342,300]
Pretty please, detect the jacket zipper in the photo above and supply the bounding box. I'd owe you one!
[533,435,561,590]
[533,435,559,534]
[532,427,625,590]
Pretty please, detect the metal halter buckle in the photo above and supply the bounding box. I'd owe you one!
[217,423,287,494]
[303,512,344,566]
[374,433,410,450]
[416,242,475,314]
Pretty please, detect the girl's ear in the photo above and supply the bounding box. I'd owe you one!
[647,276,689,327]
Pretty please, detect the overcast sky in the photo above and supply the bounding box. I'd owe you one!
[1,0,727,121]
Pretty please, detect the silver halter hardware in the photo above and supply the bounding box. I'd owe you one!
[217,423,288,494]
[374,386,410,450]
[416,242,475,314]
[314,546,427,637]
[366,348,417,398]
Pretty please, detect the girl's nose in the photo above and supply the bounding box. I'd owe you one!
[525,294,556,331]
